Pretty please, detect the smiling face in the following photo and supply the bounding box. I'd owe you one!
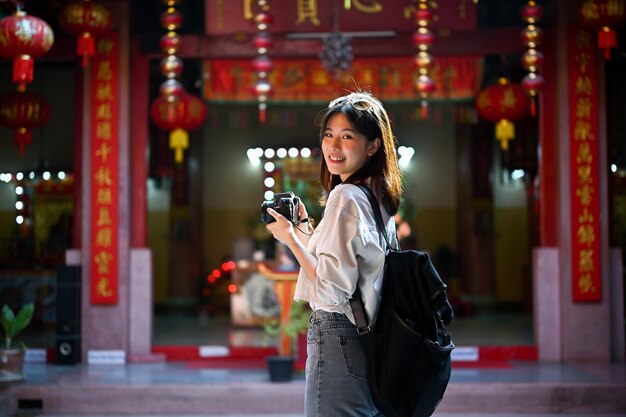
[322,112,380,182]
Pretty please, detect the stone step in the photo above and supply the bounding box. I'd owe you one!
[6,381,626,416]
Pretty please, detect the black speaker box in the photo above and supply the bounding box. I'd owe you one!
[56,265,81,365]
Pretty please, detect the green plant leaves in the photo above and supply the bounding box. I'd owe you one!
[1,303,34,349]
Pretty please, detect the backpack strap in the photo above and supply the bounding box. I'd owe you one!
[350,289,372,335]
[349,184,391,334]
[355,184,392,250]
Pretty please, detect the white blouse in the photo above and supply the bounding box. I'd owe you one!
[293,183,398,326]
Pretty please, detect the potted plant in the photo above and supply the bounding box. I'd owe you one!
[263,300,310,382]
[0,303,34,384]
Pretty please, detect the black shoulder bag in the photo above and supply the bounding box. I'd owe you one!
[350,184,455,417]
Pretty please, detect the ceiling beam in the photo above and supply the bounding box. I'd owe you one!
[139,27,525,60]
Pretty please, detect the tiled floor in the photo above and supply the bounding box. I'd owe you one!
[18,360,626,387]
[7,312,625,416]
[7,361,626,416]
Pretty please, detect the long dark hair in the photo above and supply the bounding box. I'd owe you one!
[318,92,403,215]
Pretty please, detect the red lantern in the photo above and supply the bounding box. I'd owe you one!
[476,78,530,151]
[253,12,274,30]
[253,33,273,54]
[59,0,113,67]
[159,55,184,79]
[520,1,544,24]
[150,93,207,163]
[251,56,274,76]
[0,91,52,155]
[521,72,545,99]
[579,0,626,60]
[412,28,435,50]
[0,12,54,92]
[160,9,183,31]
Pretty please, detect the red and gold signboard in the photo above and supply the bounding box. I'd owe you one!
[90,33,119,304]
[203,56,481,103]
[205,0,477,34]
[568,25,601,302]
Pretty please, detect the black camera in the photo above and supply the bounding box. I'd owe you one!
[261,192,300,224]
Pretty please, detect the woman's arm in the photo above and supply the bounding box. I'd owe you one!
[293,200,313,247]
[265,208,317,282]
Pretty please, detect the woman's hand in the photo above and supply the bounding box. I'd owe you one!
[266,200,313,248]
[266,208,298,246]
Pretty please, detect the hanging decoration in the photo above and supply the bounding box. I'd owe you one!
[319,32,353,80]
[151,0,207,163]
[0,9,54,92]
[251,0,274,123]
[319,1,353,80]
[579,0,625,60]
[0,90,52,156]
[476,77,529,151]
[150,93,208,163]
[520,1,545,117]
[412,0,435,119]
[59,0,113,67]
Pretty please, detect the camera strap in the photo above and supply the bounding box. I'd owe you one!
[293,217,314,235]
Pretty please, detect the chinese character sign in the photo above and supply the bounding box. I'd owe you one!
[90,33,119,304]
[568,26,601,302]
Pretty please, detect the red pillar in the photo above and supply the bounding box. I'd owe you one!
[539,30,558,247]
[130,38,149,248]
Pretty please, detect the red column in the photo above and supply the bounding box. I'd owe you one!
[539,29,558,247]
[130,38,149,248]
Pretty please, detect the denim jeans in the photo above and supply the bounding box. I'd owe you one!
[305,310,384,417]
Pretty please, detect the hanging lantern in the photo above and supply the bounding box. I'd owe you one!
[160,55,184,80]
[412,0,435,119]
[476,78,530,151]
[251,1,274,123]
[520,1,545,116]
[253,32,274,54]
[150,93,207,163]
[0,11,54,92]
[579,0,626,60]
[0,91,52,155]
[59,0,113,67]
[151,0,207,164]
[159,79,185,102]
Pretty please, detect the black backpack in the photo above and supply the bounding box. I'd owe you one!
[350,185,455,417]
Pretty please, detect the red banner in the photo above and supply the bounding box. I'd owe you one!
[90,33,119,305]
[205,0,476,35]
[568,25,601,302]
[203,56,481,103]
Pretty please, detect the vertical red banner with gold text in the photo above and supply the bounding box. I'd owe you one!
[90,33,119,304]
[568,25,601,302]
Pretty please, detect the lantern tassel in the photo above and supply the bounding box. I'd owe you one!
[170,128,189,164]
[530,96,537,117]
[78,33,96,67]
[13,127,32,156]
[420,100,428,119]
[495,119,514,151]
[13,55,33,92]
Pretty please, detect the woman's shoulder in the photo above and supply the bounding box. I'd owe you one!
[327,184,371,214]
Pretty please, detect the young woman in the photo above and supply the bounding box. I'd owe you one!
[266,91,403,417]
